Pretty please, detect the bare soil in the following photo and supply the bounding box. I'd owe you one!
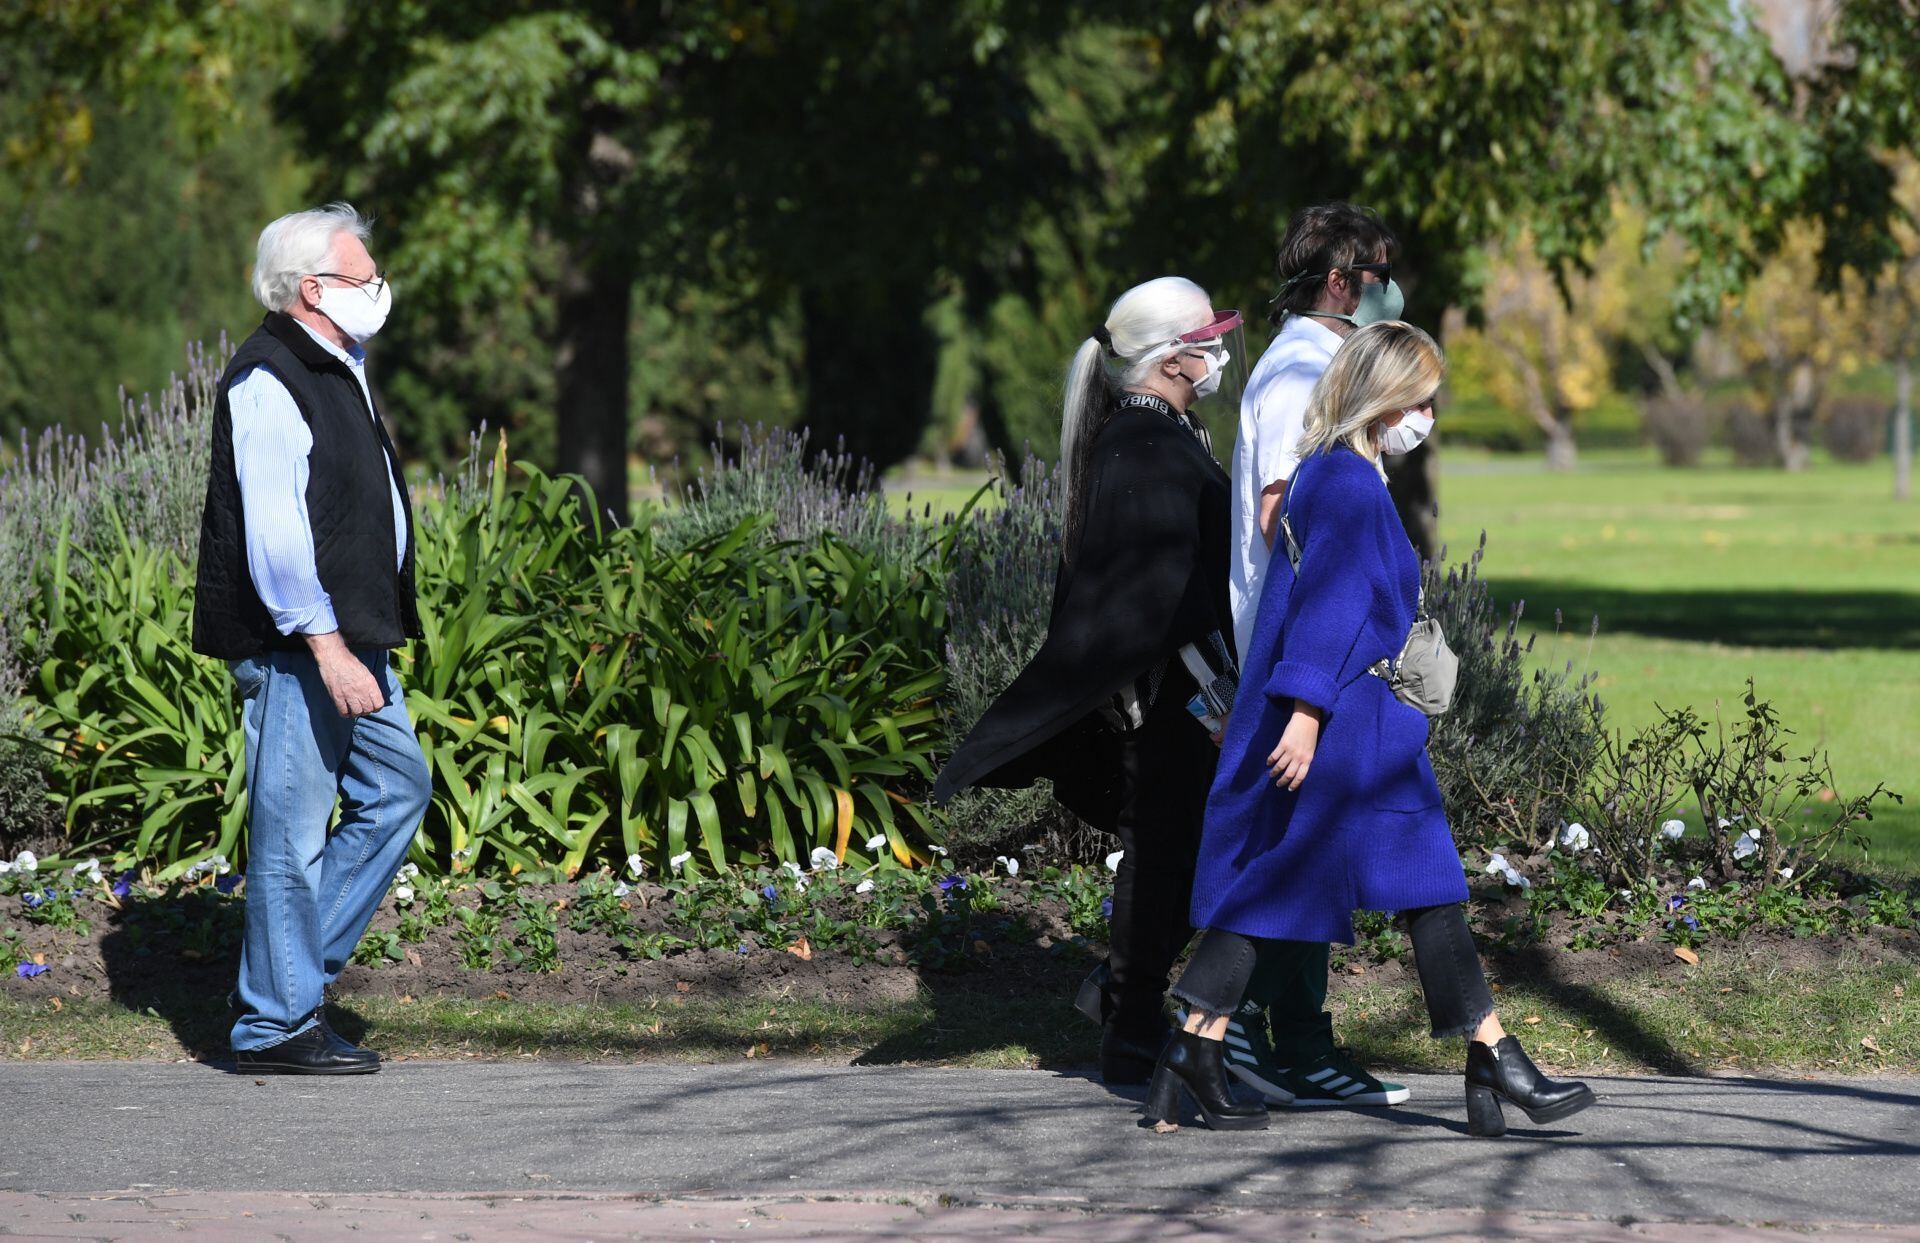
[5,879,1916,1023]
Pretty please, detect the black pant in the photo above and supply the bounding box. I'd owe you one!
[1102,681,1211,1038]
[1172,903,1496,1039]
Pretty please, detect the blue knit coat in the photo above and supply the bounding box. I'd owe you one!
[1190,446,1467,944]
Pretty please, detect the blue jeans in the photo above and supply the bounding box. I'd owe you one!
[228,647,429,1051]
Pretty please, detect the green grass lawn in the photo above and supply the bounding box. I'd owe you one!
[890,450,1918,871]
[1441,449,1917,872]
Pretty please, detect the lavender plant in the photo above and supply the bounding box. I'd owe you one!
[1422,532,1607,854]
[0,339,223,853]
[654,422,935,566]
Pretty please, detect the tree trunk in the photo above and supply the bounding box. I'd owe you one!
[800,279,938,472]
[1773,359,1817,473]
[554,245,635,527]
[1543,419,1579,471]
[1384,444,1438,561]
[1896,355,1913,502]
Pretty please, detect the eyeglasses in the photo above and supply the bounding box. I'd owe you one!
[1345,261,1393,284]
[310,270,388,300]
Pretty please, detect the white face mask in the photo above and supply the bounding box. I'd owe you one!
[1185,348,1228,399]
[1379,408,1434,455]
[316,278,393,344]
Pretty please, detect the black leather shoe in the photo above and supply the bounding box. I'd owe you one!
[1100,1025,1164,1085]
[234,1024,381,1075]
[316,1012,381,1065]
[1464,1035,1595,1137]
[1143,1030,1269,1131]
[1074,961,1113,1026]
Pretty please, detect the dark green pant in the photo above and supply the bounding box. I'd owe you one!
[1242,939,1334,1066]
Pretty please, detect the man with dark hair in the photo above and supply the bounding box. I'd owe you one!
[1194,202,1411,1108]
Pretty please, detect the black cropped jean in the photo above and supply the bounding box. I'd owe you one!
[1170,903,1496,1040]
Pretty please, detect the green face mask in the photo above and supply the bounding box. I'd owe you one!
[1307,277,1405,328]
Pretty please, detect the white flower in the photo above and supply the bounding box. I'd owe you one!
[71,858,103,885]
[398,863,420,881]
[14,850,38,873]
[1716,815,1745,829]
[855,878,875,895]
[864,834,888,853]
[1500,865,1532,890]
[1558,824,1590,853]
[809,847,840,872]
[1778,867,1794,881]
[612,881,632,898]
[627,853,647,878]
[1660,820,1686,841]
[1686,877,1707,891]
[393,885,415,904]
[995,855,1020,877]
[1731,827,1761,862]
[1105,850,1125,874]
[781,860,805,880]
[669,851,693,874]
[928,845,949,857]
[0,861,11,875]
[794,874,810,894]
[1484,852,1510,875]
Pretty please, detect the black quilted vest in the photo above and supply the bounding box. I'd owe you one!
[191,313,421,659]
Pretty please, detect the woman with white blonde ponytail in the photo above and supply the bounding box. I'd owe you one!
[934,276,1246,1086]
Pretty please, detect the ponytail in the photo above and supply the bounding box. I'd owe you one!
[1060,337,1107,560]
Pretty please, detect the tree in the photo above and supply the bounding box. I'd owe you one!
[1112,0,1910,547]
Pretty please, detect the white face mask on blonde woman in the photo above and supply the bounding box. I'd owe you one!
[1379,408,1434,455]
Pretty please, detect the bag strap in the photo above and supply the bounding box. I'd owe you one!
[1278,475,1303,572]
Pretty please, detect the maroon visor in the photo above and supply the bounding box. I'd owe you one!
[1175,309,1243,344]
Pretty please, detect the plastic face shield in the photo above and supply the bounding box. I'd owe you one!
[1175,309,1248,412]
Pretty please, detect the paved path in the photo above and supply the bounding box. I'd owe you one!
[1,1062,1916,1239]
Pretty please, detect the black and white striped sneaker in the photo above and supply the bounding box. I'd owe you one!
[1278,1048,1411,1107]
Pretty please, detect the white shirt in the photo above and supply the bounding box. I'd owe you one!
[1227,314,1343,661]
[229,320,409,636]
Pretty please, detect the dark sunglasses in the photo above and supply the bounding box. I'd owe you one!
[1345,261,1393,284]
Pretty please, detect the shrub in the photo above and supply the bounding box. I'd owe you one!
[0,340,220,852]
[1423,533,1606,854]
[1719,396,1777,466]
[653,422,931,566]
[18,432,952,879]
[1640,394,1715,467]
[1569,683,1898,892]
[1820,397,1886,463]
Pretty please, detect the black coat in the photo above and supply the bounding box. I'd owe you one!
[932,396,1232,831]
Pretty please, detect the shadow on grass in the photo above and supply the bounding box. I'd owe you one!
[1487,579,1920,651]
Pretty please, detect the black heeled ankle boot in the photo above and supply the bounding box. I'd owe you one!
[1464,1035,1595,1137]
[1143,1030,1269,1132]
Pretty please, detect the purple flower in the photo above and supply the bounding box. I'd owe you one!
[736,943,751,955]
[937,875,968,894]
[1100,897,1114,920]
[15,963,47,979]
[111,873,134,898]
[1667,895,1687,912]
[1682,915,1700,931]
[761,884,778,902]
[21,892,44,910]
[214,875,242,895]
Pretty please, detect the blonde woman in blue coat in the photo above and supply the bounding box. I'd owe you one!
[1145,322,1596,1138]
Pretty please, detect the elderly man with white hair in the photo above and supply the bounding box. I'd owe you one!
[192,203,428,1074]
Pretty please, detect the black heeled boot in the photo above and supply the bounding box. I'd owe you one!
[1464,1035,1596,1137]
[1143,1030,1270,1132]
